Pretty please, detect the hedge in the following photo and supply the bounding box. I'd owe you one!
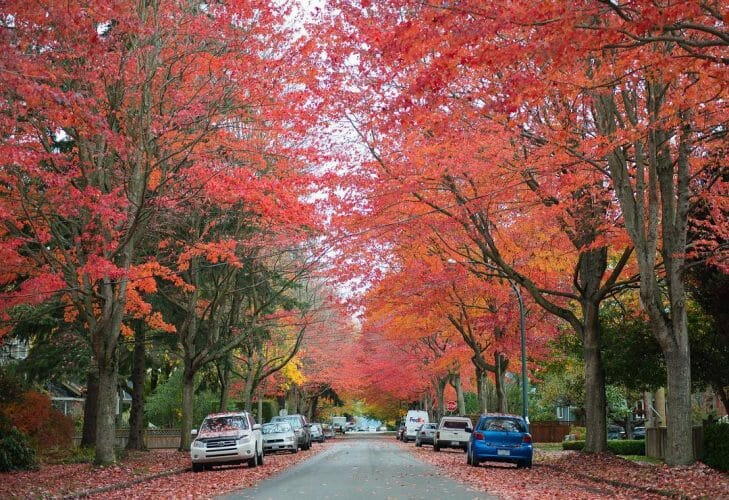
[562,439,645,455]
[0,427,38,472]
[702,423,729,472]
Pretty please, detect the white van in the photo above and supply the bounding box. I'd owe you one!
[403,410,429,442]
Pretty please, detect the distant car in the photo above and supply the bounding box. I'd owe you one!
[270,414,311,450]
[262,421,297,454]
[322,423,336,439]
[415,423,437,447]
[377,425,387,432]
[190,411,263,472]
[632,426,646,439]
[607,425,625,440]
[467,413,533,469]
[310,423,325,443]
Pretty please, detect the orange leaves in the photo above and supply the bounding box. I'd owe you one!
[176,240,242,271]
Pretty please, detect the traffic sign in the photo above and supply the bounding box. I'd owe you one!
[446,400,457,412]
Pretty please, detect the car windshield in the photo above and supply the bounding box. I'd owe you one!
[262,422,291,434]
[273,416,302,429]
[443,420,470,429]
[479,417,526,433]
[201,416,248,432]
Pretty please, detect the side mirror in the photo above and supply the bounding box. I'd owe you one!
[191,429,198,436]
[465,427,473,433]
[253,424,261,430]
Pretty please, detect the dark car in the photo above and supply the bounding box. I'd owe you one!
[467,414,533,469]
[607,425,625,440]
[632,426,646,439]
[310,422,325,443]
[415,423,437,447]
[270,414,311,450]
[396,423,406,441]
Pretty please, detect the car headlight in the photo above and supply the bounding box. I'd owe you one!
[192,440,205,449]
[238,435,251,444]
[284,436,294,442]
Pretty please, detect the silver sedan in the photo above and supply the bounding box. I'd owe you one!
[262,422,298,453]
[415,423,437,447]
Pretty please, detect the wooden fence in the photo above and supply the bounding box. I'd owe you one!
[529,421,573,443]
[74,429,181,449]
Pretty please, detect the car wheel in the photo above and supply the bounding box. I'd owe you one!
[192,463,204,473]
[247,451,258,468]
[466,447,473,466]
[415,440,421,447]
[292,447,299,453]
[433,442,440,452]
[258,447,264,466]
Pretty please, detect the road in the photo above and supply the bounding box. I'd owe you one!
[221,436,494,500]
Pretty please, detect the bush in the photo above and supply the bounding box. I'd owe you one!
[0,427,38,472]
[702,423,729,472]
[3,390,74,449]
[608,439,645,455]
[569,426,586,440]
[561,439,645,455]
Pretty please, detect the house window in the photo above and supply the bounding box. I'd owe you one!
[556,406,564,420]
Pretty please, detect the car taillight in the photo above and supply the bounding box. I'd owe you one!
[522,434,532,444]
[473,431,485,441]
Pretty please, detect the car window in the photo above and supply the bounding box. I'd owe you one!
[201,416,248,432]
[272,416,302,429]
[262,422,292,434]
[479,417,526,433]
[443,420,469,430]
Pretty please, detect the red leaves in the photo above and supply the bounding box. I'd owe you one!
[402,442,729,499]
[0,444,330,499]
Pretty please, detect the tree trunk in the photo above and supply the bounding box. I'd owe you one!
[450,373,466,415]
[258,397,264,423]
[95,353,119,464]
[494,352,507,413]
[126,324,147,450]
[665,342,693,464]
[475,366,487,413]
[81,368,99,448]
[434,377,447,420]
[179,368,195,452]
[582,301,607,453]
[218,360,230,412]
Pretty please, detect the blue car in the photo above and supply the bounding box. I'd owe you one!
[467,414,533,469]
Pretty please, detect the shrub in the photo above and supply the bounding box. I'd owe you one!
[702,423,729,472]
[561,439,645,455]
[562,440,584,451]
[608,439,645,455]
[569,426,586,440]
[2,390,75,450]
[0,427,38,472]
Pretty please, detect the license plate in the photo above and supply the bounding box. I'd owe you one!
[451,441,460,446]
[497,449,510,456]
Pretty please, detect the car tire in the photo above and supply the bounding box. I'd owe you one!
[415,440,421,447]
[247,451,258,468]
[258,447,264,466]
[192,463,204,473]
[433,442,440,452]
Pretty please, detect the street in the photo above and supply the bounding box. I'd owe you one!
[221,436,493,499]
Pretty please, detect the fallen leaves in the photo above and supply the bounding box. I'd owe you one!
[0,444,330,499]
[400,441,729,499]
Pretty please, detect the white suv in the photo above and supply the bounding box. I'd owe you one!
[191,411,263,472]
[433,416,472,452]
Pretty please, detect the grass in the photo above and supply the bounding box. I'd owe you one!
[619,454,663,465]
[535,442,564,452]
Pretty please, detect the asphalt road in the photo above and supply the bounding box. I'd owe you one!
[220,437,494,500]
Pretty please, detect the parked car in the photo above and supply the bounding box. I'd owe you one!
[322,423,336,439]
[190,411,263,472]
[415,423,437,447]
[262,421,297,454]
[467,413,532,469]
[607,425,625,440]
[310,423,325,443]
[632,426,646,439]
[270,414,312,450]
[434,416,472,451]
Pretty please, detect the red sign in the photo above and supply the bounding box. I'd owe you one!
[447,400,457,412]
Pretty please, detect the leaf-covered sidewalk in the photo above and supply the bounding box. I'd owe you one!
[403,442,729,499]
[0,444,329,499]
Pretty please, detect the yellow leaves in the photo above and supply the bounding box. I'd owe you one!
[280,356,306,387]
